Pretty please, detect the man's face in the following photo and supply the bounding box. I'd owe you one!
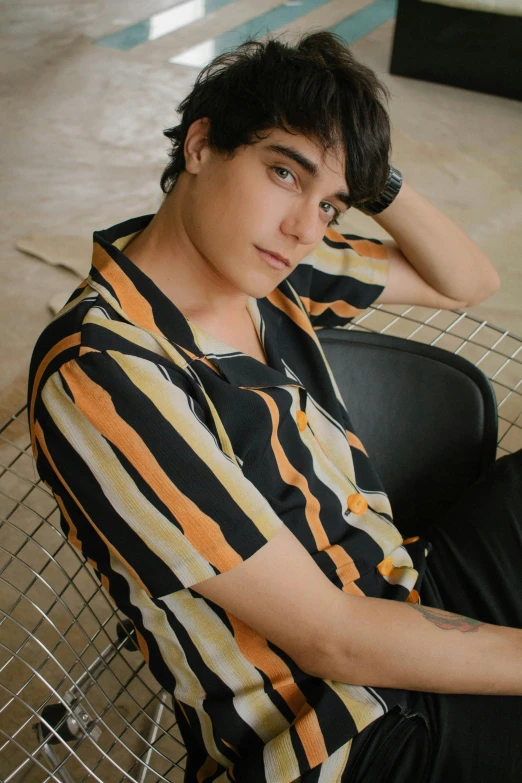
[181,123,350,300]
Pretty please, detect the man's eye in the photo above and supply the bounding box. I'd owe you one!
[321,203,339,224]
[274,167,295,183]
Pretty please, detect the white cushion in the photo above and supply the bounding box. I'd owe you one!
[419,0,522,16]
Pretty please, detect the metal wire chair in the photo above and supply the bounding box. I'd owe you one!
[1,303,521,783]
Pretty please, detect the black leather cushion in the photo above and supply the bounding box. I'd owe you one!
[317,329,498,536]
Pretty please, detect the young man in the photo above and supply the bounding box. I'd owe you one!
[27,31,522,783]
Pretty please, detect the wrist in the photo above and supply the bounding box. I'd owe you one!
[355,166,403,216]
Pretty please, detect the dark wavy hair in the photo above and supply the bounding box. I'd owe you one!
[160,31,392,208]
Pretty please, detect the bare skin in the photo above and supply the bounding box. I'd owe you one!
[125,118,349,328]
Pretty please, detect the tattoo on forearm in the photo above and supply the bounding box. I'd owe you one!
[408,604,484,633]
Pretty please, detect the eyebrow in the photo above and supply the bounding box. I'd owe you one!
[264,143,351,208]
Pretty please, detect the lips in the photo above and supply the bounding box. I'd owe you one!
[255,246,291,267]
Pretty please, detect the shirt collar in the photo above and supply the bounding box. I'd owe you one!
[89,214,302,390]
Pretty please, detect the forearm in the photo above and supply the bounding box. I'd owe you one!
[371,180,500,306]
[317,594,522,696]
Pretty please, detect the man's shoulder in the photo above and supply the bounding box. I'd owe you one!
[27,283,184,406]
[29,284,99,376]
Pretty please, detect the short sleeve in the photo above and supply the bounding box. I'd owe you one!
[288,228,390,329]
[33,349,284,598]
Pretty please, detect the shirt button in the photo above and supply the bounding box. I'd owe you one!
[296,410,307,431]
[347,493,368,514]
[377,556,393,576]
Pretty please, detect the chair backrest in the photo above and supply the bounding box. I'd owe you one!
[318,329,498,537]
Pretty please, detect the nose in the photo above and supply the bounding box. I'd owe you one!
[280,200,324,247]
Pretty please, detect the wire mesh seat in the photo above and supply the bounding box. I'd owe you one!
[1,303,521,783]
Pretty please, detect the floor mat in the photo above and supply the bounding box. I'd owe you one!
[15,234,90,314]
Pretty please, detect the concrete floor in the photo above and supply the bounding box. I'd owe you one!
[1,0,521,425]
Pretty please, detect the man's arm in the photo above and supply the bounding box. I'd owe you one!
[193,525,522,697]
[370,180,501,308]
[314,592,522,695]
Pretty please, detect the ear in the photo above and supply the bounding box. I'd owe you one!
[184,118,211,175]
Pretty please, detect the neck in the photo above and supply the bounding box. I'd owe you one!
[125,181,250,322]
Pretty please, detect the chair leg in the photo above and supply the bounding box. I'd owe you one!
[35,721,76,783]
[136,691,170,783]
[34,620,139,780]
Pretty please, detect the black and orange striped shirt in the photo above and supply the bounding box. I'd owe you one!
[28,214,427,783]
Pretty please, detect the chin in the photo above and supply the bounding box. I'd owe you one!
[245,271,289,299]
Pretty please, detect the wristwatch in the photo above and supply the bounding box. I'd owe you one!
[356,165,403,216]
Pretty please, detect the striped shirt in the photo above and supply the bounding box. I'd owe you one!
[28,214,427,783]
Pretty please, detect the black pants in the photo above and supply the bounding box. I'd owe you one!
[343,447,522,783]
